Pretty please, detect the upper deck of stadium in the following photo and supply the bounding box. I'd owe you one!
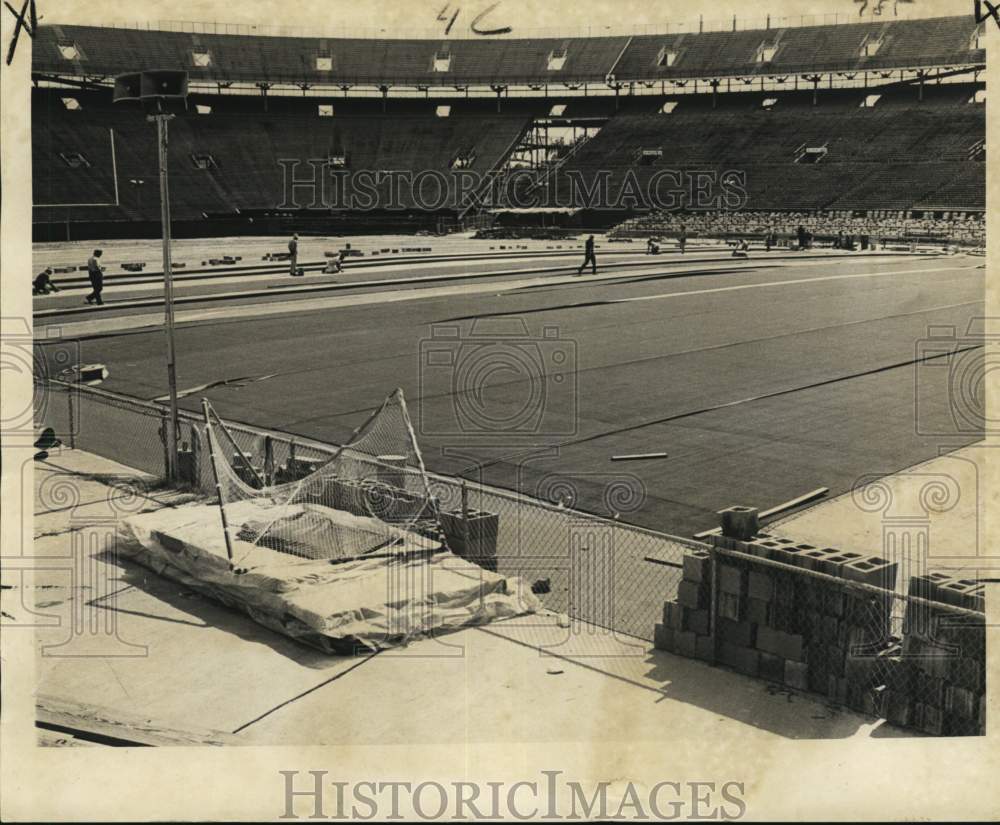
[34,15,984,88]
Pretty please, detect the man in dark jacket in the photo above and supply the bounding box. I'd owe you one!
[576,235,596,276]
[85,250,104,305]
[288,233,299,275]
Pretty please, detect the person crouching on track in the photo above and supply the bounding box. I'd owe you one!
[85,249,104,305]
[33,267,60,295]
[646,237,660,255]
[731,239,750,259]
[288,233,299,275]
[576,235,597,276]
[324,243,352,275]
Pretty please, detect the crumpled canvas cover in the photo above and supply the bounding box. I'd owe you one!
[116,501,540,654]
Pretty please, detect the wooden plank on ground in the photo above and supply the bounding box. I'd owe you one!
[692,487,829,539]
[37,727,97,747]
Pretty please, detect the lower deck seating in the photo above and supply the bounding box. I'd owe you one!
[33,92,530,222]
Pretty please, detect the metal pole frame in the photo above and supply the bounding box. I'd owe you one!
[202,398,236,566]
[151,112,181,483]
[216,391,396,560]
[208,405,266,488]
[396,388,451,555]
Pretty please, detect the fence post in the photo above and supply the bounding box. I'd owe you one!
[461,477,471,552]
[67,386,76,449]
[190,425,202,492]
[160,408,170,481]
[264,435,274,486]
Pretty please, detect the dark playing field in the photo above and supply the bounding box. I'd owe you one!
[37,244,985,537]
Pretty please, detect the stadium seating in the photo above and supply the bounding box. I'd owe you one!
[34,25,628,85]
[552,85,984,212]
[33,16,983,86]
[30,20,985,233]
[32,90,530,221]
[613,208,985,246]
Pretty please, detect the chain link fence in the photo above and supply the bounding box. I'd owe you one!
[36,379,986,734]
[36,378,692,643]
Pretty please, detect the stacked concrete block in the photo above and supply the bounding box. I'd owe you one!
[715,559,763,676]
[231,451,264,487]
[900,573,986,736]
[881,645,917,728]
[275,456,322,483]
[438,509,500,572]
[655,523,985,737]
[654,549,714,663]
[717,506,759,541]
[702,530,908,711]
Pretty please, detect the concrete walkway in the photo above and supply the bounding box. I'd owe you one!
[770,442,997,579]
[17,448,911,746]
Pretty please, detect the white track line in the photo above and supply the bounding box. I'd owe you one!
[604,264,980,306]
[38,261,978,339]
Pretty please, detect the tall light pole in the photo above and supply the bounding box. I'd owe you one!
[152,111,180,481]
[115,71,188,481]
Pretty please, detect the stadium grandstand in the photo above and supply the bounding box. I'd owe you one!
[32,14,985,241]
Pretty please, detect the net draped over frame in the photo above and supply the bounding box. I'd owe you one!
[205,389,446,567]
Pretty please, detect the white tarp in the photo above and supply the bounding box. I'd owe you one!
[116,501,540,654]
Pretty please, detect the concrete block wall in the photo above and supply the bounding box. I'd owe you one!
[654,531,986,737]
[893,572,986,735]
[656,549,714,663]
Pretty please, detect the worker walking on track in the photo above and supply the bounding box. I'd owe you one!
[576,235,597,276]
[84,249,104,305]
[288,233,299,275]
